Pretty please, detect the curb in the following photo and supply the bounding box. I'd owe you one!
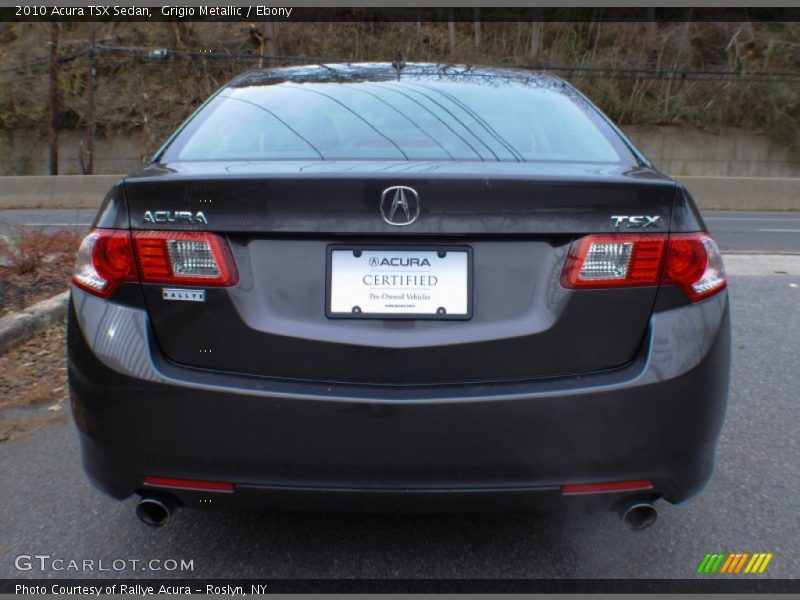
[0,290,70,356]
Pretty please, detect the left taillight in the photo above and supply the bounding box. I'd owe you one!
[132,231,238,287]
[561,232,726,302]
[73,229,239,297]
[73,229,137,298]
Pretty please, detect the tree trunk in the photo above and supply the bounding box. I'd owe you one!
[85,24,96,175]
[474,9,481,49]
[530,22,543,61]
[448,18,456,55]
[48,23,59,175]
[646,8,656,39]
[264,21,276,65]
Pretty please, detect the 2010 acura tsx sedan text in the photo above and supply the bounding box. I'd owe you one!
[67,64,730,529]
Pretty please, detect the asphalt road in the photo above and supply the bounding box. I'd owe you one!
[0,209,798,254]
[705,211,800,254]
[0,256,798,580]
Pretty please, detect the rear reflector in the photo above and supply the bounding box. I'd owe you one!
[73,228,239,297]
[561,479,653,495]
[143,476,234,493]
[561,232,726,301]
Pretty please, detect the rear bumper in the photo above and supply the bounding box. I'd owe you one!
[68,287,730,512]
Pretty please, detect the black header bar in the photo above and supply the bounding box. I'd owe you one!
[2,6,800,22]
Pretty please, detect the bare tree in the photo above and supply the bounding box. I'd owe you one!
[474,9,481,49]
[84,24,97,175]
[646,8,656,39]
[249,24,266,68]
[48,23,59,175]
[448,16,456,55]
[530,22,543,61]
[264,21,276,64]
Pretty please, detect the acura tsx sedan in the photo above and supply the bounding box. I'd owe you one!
[68,63,730,529]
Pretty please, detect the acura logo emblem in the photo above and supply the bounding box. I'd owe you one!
[380,186,420,226]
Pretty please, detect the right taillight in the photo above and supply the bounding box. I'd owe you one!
[662,233,726,301]
[73,229,238,298]
[561,232,726,302]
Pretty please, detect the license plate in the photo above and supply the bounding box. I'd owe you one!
[327,247,472,319]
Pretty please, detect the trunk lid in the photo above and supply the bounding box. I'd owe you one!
[125,161,675,385]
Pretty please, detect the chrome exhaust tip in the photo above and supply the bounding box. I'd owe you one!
[621,502,658,531]
[135,494,178,527]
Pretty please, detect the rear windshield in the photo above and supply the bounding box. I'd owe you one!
[163,78,629,163]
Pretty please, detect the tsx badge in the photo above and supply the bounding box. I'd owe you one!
[611,215,660,229]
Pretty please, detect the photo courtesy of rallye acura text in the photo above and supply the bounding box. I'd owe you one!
[67,63,730,530]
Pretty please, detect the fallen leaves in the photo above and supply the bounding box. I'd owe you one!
[0,322,68,441]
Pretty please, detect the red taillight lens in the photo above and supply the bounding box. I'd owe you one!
[663,233,726,301]
[132,231,238,286]
[73,229,238,297]
[73,229,137,297]
[561,232,726,302]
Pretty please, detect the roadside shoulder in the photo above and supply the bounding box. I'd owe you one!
[722,253,800,276]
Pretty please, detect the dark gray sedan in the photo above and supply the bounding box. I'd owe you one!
[67,64,730,530]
